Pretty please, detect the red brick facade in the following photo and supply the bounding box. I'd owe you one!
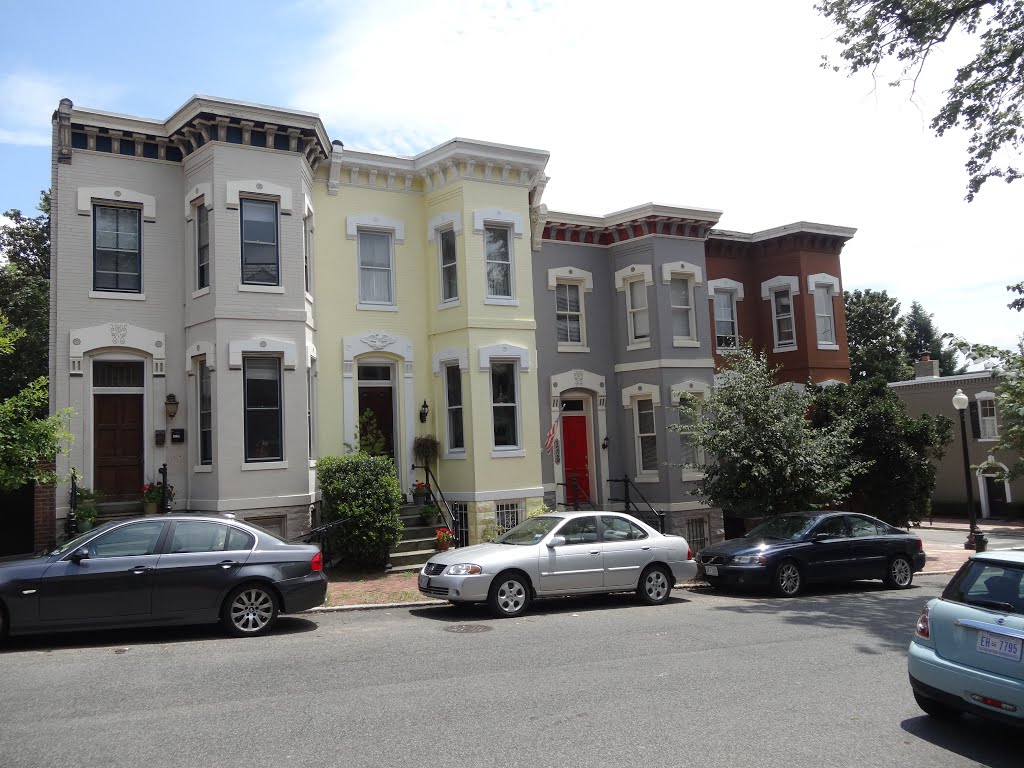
[33,461,57,551]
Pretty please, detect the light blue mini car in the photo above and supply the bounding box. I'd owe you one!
[908,550,1024,726]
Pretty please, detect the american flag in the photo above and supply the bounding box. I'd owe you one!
[544,413,561,454]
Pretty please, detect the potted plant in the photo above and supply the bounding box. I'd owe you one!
[435,526,455,551]
[411,480,431,506]
[141,481,174,515]
[418,503,442,526]
[74,486,101,531]
[413,434,440,468]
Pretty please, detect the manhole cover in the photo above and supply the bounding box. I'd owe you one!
[444,624,492,634]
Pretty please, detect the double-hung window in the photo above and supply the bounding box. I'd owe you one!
[671,277,695,342]
[240,199,279,285]
[626,279,650,345]
[196,205,210,290]
[444,363,465,453]
[485,225,513,299]
[556,281,585,346]
[979,398,999,439]
[634,398,658,476]
[814,284,835,345]
[439,228,458,303]
[243,358,282,462]
[358,231,394,305]
[94,205,141,293]
[678,392,705,480]
[490,361,519,449]
[714,291,738,349]
[772,287,795,348]
[198,360,213,465]
[303,222,312,295]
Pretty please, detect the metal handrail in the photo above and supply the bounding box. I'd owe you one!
[290,515,354,568]
[411,463,461,547]
[556,477,597,511]
[608,476,666,533]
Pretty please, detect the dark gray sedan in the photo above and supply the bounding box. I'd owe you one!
[0,515,326,639]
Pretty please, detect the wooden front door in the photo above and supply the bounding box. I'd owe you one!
[94,394,144,501]
[985,475,1008,516]
[357,387,395,459]
[562,414,591,507]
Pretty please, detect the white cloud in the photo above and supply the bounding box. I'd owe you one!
[0,72,120,147]
[289,0,1022,348]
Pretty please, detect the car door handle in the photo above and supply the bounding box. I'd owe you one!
[642,546,651,551]
[590,550,600,555]
[219,560,239,569]
[132,566,152,574]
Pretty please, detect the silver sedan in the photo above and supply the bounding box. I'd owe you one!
[418,511,697,617]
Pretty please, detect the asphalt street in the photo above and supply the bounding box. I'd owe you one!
[1,575,1019,768]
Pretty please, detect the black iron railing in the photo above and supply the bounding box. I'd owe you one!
[158,462,170,513]
[68,469,79,537]
[556,476,597,511]
[291,515,354,569]
[412,463,464,547]
[608,475,666,533]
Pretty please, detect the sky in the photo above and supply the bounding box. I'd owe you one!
[1,0,1020,351]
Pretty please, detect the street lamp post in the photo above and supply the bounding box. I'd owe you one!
[952,389,987,552]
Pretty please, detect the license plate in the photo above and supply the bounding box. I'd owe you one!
[977,631,1022,662]
[704,565,719,577]
[418,573,429,589]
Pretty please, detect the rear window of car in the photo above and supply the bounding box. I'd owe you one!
[943,560,1024,616]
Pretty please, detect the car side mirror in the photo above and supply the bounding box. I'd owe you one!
[70,546,91,563]
[547,535,566,548]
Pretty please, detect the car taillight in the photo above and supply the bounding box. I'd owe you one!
[915,605,930,639]
[311,552,323,572]
[915,538,924,552]
[687,546,693,561]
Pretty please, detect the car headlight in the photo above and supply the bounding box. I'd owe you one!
[445,563,482,576]
[731,554,767,565]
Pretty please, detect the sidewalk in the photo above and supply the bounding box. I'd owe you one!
[318,517,1024,611]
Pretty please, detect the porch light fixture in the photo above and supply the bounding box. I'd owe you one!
[419,400,429,423]
[165,394,179,419]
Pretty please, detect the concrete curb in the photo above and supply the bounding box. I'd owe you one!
[310,599,446,613]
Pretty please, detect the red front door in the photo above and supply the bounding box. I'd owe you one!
[562,415,591,506]
[93,393,144,501]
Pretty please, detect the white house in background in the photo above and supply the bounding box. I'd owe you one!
[49,96,331,538]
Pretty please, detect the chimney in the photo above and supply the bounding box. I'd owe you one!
[913,354,939,379]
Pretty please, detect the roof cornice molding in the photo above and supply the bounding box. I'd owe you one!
[541,202,723,248]
[709,221,857,243]
[887,372,995,390]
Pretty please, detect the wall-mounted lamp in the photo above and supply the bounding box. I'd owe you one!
[165,394,179,419]
[601,436,609,450]
[419,400,429,423]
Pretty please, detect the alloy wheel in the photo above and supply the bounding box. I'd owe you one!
[777,562,801,596]
[890,557,912,587]
[645,569,669,602]
[230,588,275,633]
[495,579,527,615]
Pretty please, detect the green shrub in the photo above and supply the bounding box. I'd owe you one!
[317,454,403,566]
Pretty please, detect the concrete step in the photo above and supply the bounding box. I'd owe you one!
[400,524,442,541]
[389,547,439,569]
[392,537,436,554]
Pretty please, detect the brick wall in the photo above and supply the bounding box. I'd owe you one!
[33,461,57,550]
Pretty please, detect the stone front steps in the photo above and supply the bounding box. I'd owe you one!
[390,503,457,572]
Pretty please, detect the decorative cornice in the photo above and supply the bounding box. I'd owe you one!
[543,203,722,247]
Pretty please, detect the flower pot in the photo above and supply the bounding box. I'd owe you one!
[78,520,93,532]
[436,540,450,551]
[143,501,158,516]
[416,494,428,506]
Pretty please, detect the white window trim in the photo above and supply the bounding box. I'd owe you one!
[238,284,285,294]
[489,359,522,454]
[667,271,699,347]
[432,347,470,375]
[554,279,589,352]
[613,264,654,292]
[672,381,710,482]
[196,356,214,468]
[436,225,459,307]
[89,291,146,301]
[631,396,659,481]
[228,338,297,369]
[976,391,999,441]
[78,187,156,221]
[624,277,651,349]
[239,197,281,288]
[479,344,530,371]
[346,214,405,243]
[442,361,467,459]
[547,266,594,291]
[356,228,397,309]
[226,180,292,215]
[808,273,840,350]
[483,222,516,303]
[761,276,800,353]
[427,211,463,240]
[472,208,524,237]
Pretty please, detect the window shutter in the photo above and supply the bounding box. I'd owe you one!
[968,401,980,440]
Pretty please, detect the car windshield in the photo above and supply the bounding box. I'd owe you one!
[943,560,1024,615]
[496,516,563,546]
[745,515,818,541]
[48,522,117,556]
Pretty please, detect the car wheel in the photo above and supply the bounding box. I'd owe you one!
[637,565,673,605]
[221,583,279,638]
[885,556,914,589]
[488,572,531,618]
[773,560,803,597]
[913,691,961,720]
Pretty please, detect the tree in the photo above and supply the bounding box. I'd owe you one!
[845,288,913,382]
[817,1,1024,200]
[0,312,72,492]
[0,191,50,401]
[902,300,963,375]
[811,378,953,526]
[1008,280,1024,312]
[673,345,865,518]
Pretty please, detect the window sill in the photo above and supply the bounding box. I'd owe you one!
[773,345,798,354]
[484,297,519,306]
[438,299,461,310]
[305,291,315,304]
[238,284,285,294]
[557,344,590,353]
[681,472,705,482]
[673,338,701,348]
[491,448,526,458]
[626,341,651,352]
[816,342,840,351]
[356,303,399,312]
[192,287,210,299]
[241,460,288,471]
[89,290,145,301]
[308,459,317,468]
[978,438,999,443]
[717,345,741,355]
[634,474,659,484]
[444,450,467,460]
[193,465,213,474]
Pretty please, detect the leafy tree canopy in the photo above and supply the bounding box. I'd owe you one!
[0,191,50,279]
[902,300,965,375]
[811,378,953,526]
[845,288,913,382]
[673,345,865,518]
[817,0,1024,200]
